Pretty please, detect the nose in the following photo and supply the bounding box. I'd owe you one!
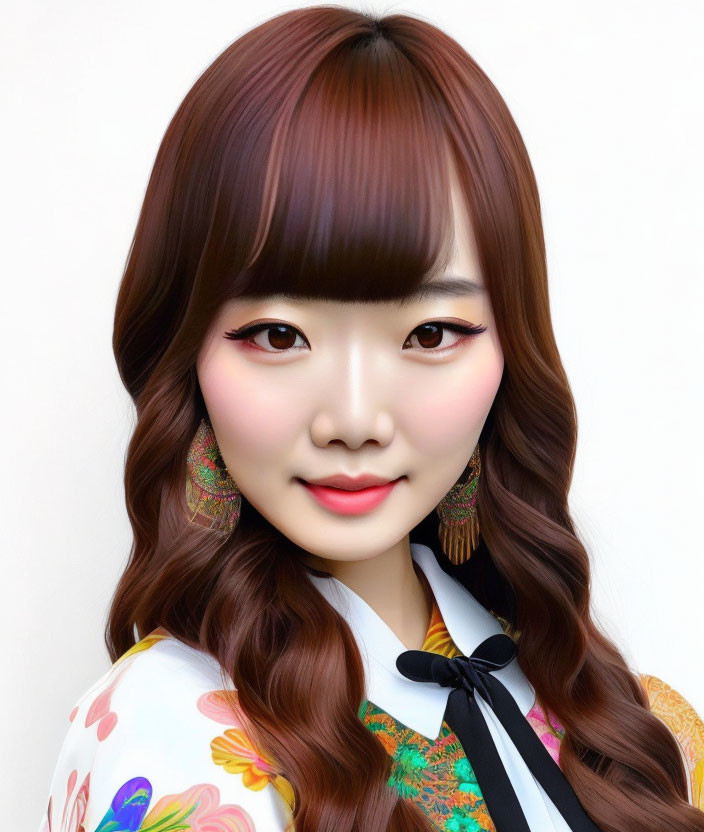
[309,344,395,450]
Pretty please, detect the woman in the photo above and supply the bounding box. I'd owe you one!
[39,6,704,832]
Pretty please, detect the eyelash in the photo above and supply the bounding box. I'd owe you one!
[223,320,487,354]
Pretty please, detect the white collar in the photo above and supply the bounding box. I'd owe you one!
[306,541,536,740]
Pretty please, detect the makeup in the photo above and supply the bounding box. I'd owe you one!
[298,477,404,515]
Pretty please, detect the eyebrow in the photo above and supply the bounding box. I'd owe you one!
[232,275,485,305]
[407,275,485,300]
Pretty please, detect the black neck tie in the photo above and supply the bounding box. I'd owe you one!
[396,633,603,832]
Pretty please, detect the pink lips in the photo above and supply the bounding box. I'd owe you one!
[298,477,404,515]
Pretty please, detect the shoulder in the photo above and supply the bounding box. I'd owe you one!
[639,671,704,809]
[39,628,295,832]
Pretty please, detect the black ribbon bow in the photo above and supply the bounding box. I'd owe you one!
[396,633,603,832]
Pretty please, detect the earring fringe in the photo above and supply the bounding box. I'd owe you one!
[435,445,481,565]
[438,511,480,565]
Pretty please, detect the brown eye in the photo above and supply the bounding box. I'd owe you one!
[404,321,486,351]
[413,323,444,349]
[262,325,299,350]
[224,323,309,353]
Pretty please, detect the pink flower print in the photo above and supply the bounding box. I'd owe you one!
[197,689,249,729]
[144,782,257,831]
[44,769,89,832]
[80,629,169,741]
[84,671,125,741]
[526,701,565,768]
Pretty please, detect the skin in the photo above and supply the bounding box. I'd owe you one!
[197,167,504,650]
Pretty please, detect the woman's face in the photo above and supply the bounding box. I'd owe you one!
[196,172,504,564]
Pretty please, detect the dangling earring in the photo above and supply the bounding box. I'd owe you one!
[185,418,241,537]
[435,445,481,565]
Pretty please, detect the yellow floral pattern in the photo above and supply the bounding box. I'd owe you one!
[640,672,704,809]
[114,626,171,665]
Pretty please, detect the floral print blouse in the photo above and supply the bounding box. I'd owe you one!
[39,577,704,832]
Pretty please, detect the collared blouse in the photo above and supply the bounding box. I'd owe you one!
[39,543,704,832]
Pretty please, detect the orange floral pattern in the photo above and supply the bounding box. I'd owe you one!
[640,672,704,809]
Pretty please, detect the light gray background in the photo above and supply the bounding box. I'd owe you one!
[2,1,702,825]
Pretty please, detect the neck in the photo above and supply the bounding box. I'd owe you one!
[303,537,433,650]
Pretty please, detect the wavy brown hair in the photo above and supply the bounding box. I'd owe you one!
[108,6,701,831]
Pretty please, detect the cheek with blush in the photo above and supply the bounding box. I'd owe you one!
[409,352,503,455]
[198,353,299,465]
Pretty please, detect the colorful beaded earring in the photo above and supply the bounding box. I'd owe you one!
[185,418,242,537]
[435,444,481,565]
